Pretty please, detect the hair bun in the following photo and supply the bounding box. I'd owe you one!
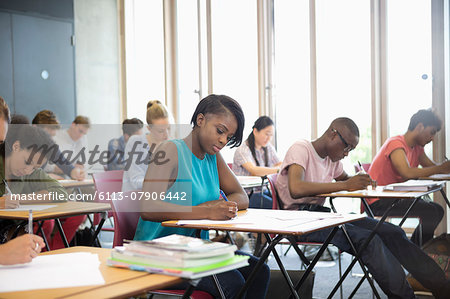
[147,100,162,109]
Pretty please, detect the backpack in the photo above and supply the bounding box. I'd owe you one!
[407,233,450,291]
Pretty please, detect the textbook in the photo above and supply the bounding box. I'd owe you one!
[124,234,237,257]
[111,248,235,268]
[383,180,444,192]
[107,254,249,279]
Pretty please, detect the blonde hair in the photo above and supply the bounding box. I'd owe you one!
[146,100,169,124]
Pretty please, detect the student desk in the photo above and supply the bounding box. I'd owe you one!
[316,187,442,297]
[0,201,111,249]
[418,174,450,208]
[59,179,95,189]
[236,176,266,189]
[162,208,364,299]
[0,246,182,299]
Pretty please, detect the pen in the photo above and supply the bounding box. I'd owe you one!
[28,209,33,234]
[358,161,366,174]
[2,179,12,195]
[219,189,229,201]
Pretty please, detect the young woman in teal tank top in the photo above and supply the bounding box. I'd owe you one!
[136,94,270,299]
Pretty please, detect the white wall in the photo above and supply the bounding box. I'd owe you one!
[74,0,120,124]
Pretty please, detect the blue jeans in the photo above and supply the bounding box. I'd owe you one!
[172,250,270,299]
[248,191,273,209]
[297,217,448,298]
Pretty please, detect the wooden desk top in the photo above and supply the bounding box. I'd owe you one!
[0,247,182,299]
[317,187,442,199]
[0,201,111,221]
[162,208,364,236]
[59,179,95,188]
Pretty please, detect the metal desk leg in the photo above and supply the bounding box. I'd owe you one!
[36,220,50,251]
[398,197,420,227]
[55,218,70,247]
[327,199,400,299]
[330,198,380,298]
[264,234,299,299]
[212,274,226,299]
[291,227,339,298]
[236,234,285,299]
[440,189,450,209]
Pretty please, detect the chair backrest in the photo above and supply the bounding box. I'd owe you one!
[267,173,284,210]
[354,163,371,174]
[353,163,371,213]
[110,190,141,247]
[92,170,125,198]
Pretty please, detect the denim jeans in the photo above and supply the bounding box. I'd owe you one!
[369,198,444,245]
[172,250,270,299]
[297,217,448,298]
[248,191,273,209]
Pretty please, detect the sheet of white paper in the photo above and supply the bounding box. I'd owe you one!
[0,252,105,293]
[1,204,57,212]
[177,209,344,226]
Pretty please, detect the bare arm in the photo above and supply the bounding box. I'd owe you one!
[140,142,237,222]
[240,161,280,177]
[390,148,450,179]
[287,164,372,198]
[217,152,248,210]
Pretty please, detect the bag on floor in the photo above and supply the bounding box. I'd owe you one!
[407,233,450,291]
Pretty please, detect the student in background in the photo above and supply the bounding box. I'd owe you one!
[276,117,450,298]
[0,97,46,264]
[233,116,281,208]
[0,125,69,244]
[137,95,270,299]
[368,109,450,245]
[53,115,90,170]
[32,110,85,181]
[10,114,30,125]
[122,100,171,192]
[107,118,144,171]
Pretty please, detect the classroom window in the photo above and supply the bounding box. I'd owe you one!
[273,0,311,158]
[176,0,201,124]
[315,0,372,173]
[210,0,259,162]
[125,0,165,123]
[386,0,432,156]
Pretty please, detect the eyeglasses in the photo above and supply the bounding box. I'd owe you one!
[332,128,354,152]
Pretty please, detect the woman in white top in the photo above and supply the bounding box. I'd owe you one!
[232,116,281,208]
[122,100,171,192]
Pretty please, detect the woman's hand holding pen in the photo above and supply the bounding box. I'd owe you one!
[199,199,238,220]
[0,195,20,209]
[0,234,44,265]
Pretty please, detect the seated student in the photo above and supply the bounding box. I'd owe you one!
[50,115,90,172]
[10,114,30,125]
[0,125,69,244]
[106,118,143,171]
[122,100,171,192]
[233,116,281,208]
[276,117,450,298]
[368,109,450,245]
[32,110,85,181]
[136,95,270,299]
[0,97,45,264]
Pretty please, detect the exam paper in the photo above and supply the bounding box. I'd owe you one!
[0,252,105,292]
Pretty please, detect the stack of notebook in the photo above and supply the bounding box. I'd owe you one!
[383,180,445,192]
[107,234,248,279]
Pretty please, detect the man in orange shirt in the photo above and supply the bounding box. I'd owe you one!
[368,109,450,245]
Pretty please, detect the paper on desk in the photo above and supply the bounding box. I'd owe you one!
[2,204,57,211]
[177,208,343,226]
[0,252,105,292]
